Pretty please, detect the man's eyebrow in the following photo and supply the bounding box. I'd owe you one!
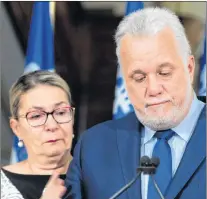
[129,62,174,77]
[158,62,174,69]
[130,69,146,77]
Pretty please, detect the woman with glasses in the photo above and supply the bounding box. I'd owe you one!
[1,70,74,199]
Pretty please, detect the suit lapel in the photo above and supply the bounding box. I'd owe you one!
[116,112,142,199]
[166,106,206,199]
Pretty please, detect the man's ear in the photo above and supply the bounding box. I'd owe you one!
[187,55,195,84]
[10,118,22,138]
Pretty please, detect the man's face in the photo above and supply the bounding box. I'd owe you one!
[119,28,195,130]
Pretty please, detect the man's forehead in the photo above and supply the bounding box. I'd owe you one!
[121,27,176,44]
[120,30,179,61]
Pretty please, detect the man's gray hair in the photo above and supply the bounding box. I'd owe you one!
[114,7,192,66]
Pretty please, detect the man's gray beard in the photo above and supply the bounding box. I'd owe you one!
[135,88,193,131]
[136,105,182,131]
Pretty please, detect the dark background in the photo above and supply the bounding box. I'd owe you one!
[3,2,206,153]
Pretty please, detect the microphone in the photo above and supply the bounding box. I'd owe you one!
[151,157,160,167]
[140,155,151,165]
[137,156,156,174]
[149,157,165,199]
[108,156,151,199]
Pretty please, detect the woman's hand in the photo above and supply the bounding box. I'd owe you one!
[40,171,67,199]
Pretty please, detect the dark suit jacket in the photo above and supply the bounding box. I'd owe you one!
[65,106,206,199]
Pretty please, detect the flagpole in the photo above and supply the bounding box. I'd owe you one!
[49,1,56,29]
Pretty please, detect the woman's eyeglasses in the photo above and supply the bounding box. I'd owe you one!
[17,106,74,127]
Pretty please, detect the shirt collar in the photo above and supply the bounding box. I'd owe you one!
[172,93,204,142]
[142,126,156,145]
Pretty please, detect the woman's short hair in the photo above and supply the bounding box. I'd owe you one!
[9,70,72,118]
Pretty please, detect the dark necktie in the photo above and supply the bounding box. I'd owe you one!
[147,129,175,199]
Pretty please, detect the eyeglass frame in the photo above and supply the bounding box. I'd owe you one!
[14,106,75,127]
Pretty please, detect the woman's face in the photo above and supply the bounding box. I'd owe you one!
[10,85,74,159]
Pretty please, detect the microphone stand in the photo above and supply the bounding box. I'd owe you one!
[145,157,165,199]
[109,165,156,199]
[108,170,142,199]
[108,156,165,199]
[139,165,165,198]
[150,175,165,199]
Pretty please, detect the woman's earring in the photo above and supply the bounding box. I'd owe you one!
[72,134,75,139]
[18,139,24,147]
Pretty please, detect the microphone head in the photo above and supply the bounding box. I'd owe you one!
[140,156,151,166]
[151,157,160,167]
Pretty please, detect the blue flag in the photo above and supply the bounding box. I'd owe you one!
[25,2,55,72]
[10,2,55,163]
[198,35,206,97]
[113,2,144,120]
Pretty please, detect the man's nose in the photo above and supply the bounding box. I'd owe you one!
[146,75,163,97]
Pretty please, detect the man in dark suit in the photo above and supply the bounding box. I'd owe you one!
[64,7,206,199]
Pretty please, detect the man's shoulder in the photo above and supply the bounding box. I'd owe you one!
[81,112,138,140]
